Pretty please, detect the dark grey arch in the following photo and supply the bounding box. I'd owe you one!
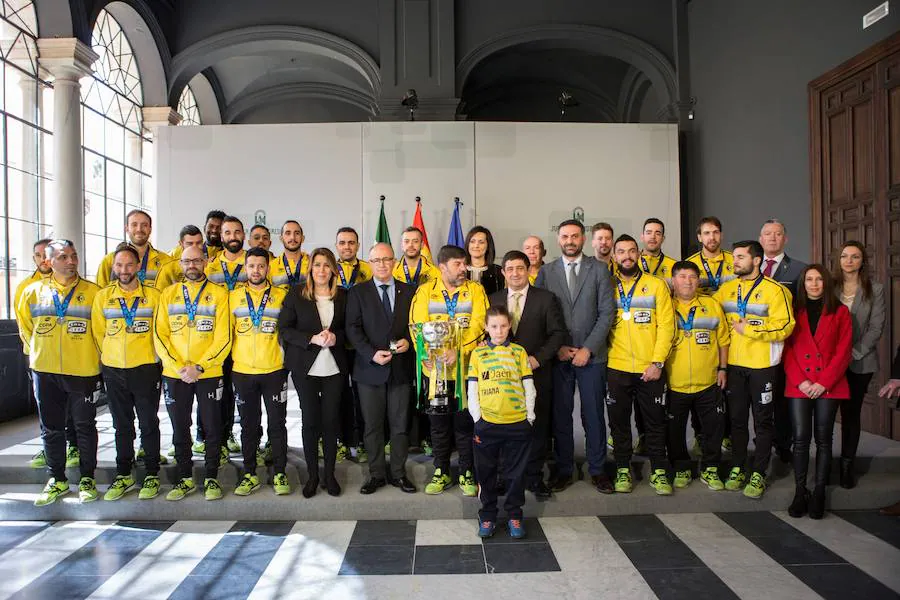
[223,82,377,124]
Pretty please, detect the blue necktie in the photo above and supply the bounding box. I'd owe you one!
[380,284,393,318]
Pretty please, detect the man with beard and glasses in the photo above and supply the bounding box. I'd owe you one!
[156,225,206,290]
[639,218,677,282]
[536,219,616,494]
[96,210,171,288]
[171,210,225,261]
[249,224,275,258]
[714,240,795,500]
[605,234,675,495]
[205,216,247,456]
[591,222,616,277]
[270,220,310,289]
[92,244,164,501]
[154,245,232,501]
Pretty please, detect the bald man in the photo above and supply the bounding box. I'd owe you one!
[522,236,546,285]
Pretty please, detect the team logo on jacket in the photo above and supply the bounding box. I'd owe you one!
[76,294,85,303]
[695,331,710,345]
[633,310,651,324]
[67,320,87,335]
[195,318,214,332]
[260,320,277,334]
[35,318,55,335]
[131,320,150,334]
[457,316,470,328]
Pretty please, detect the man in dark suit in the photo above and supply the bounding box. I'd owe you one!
[759,218,808,462]
[345,243,416,494]
[536,219,616,494]
[489,250,567,499]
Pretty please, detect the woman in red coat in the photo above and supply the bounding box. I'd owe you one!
[783,264,852,519]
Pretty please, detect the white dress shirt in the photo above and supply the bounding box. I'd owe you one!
[309,295,340,377]
[764,252,785,277]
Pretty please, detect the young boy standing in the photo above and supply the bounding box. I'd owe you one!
[467,306,536,539]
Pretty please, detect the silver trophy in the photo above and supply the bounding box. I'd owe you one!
[410,320,461,415]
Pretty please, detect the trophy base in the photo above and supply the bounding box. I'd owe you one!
[424,396,452,416]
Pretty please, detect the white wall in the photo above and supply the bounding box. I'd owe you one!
[157,122,679,261]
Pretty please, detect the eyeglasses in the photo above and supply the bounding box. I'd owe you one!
[369,258,395,265]
[180,259,206,266]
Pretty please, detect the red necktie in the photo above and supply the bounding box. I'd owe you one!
[763,259,776,277]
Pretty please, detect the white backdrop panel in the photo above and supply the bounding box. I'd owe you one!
[474,122,680,260]
[155,123,363,253]
[361,122,475,256]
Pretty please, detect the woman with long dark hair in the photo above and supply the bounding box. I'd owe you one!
[833,241,885,488]
[464,226,505,295]
[278,247,348,497]
[783,265,852,519]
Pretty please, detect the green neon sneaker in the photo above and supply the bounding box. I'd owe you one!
[700,467,725,491]
[139,475,161,499]
[318,438,324,458]
[422,439,433,457]
[336,443,349,463]
[674,470,692,489]
[34,478,69,506]
[158,454,168,465]
[29,450,47,469]
[219,446,229,467]
[234,474,261,496]
[460,470,477,497]
[633,434,646,455]
[614,467,633,493]
[167,445,176,457]
[691,436,703,457]
[78,476,99,503]
[607,435,614,450]
[384,442,391,455]
[355,446,368,464]
[743,471,767,499]
[262,441,273,464]
[256,447,266,467]
[273,472,291,495]
[204,478,223,501]
[724,467,746,491]
[103,475,135,501]
[166,477,196,501]
[425,468,453,495]
[721,437,733,453]
[136,447,146,461]
[65,445,80,468]
[226,433,241,454]
[650,469,673,496]
[192,441,206,455]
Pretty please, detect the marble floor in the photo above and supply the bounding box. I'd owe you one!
[0,510,898,600]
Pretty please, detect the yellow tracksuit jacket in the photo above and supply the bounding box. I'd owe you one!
[687,250,737,295]
[269,252,310,289]
[229,286,287,375]
[91,282,161,369]
[607,272,676,374]
[96,246,172,288]
[666,295,730,393]
[393,256,440,287]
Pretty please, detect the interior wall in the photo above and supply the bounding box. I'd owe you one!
[688,0,900,260]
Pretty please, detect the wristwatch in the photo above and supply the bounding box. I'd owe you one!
[653,362,664,370]
[196,365,205,373]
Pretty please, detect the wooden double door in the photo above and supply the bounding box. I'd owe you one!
[810,32,900,439]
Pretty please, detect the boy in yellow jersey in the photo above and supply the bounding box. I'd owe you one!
[590,223,617,277]
[468,306,536,539]
[92,244,164,501]
[154,245,232,501]
[522,235,546,285]
[270,220,310,289]
[229,247,290,496]
[393,226,440,287]
[606,234,676,495]
[96,210,171,288]
[639,218,677,281]
[714,240,795,500]
[666,261,729,491]
[410,245,488,497]
[156,225,209,290]
[170,210,224,260]
[17,240,102,506]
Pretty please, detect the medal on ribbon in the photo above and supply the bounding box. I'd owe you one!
[119,295,140,333]
[51,284,78,324]
[640,253,665,276]
[403,258,422,286]
[283,255,303,286]
[221,261,242,290]
[245,287,271,330]
[442,289,460,319]
[736,276,763,319]
[677,305,698,338]
[617,272,641,321]
[338,261,360,289]
[137,250,150,283]
[701,256,725,291]
[182,281,208,327]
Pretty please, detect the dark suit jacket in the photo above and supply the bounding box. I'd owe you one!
[278,287,348,377]
[488,286,567,387]
[467,263,505,296]
[534,255,615,363]
[772,254,807,298]
[346,278,415,385]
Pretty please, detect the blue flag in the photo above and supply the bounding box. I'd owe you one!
[448,197,465,248]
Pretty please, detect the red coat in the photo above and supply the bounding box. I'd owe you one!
[784,304,852,399]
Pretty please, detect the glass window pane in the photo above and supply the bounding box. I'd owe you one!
[106,198,124,240]
[40,130,52,179]
[8,217,39,290]
[5,63,39,125]
[141,173,153,212]
[84,233,106,281]
[84,150,104,195]
[6,120,39,176]
[84,192,105,236]
[125,167,141,207]
[83,106,104,153]
[124,130,141,169]
[0,165,5,218]
[7,168,38,221]
[104,119,124,163]
[106,161,124,203]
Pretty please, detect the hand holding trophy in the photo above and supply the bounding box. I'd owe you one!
[410,320,461,415]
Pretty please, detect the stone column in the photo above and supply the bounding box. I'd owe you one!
[37,38,98,263]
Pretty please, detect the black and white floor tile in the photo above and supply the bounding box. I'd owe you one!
[0,511,898,600]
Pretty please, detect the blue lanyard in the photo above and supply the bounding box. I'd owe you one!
[616,272,641,314]
[182,281,209,322]
[701,255,724,291]
[442,289,460,319]
[403,258,422,285]
[245,287,271,328]
[677,305,698,333]
[282,255,303,285]
[51,283,78,323]
[640,253,665,276]
[118,295,141,328]
[137,249,150,283]
[737,276,764,319]
[221,261,242,290]
[338,261,360,289]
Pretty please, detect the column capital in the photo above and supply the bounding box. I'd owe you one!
[142,106,182,129]
[37,38,98,81]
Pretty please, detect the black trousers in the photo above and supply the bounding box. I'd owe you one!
[726,364,779,475]
[233,370,288,476]
[103,364,162,476]
[27,369,78,448]
[773,366,791,453]
[841,371,873,460]
[358,381,410,480]
[525,371,552,486]
[428,380,475,473]
[474,419,533,521]
[667,385,725,470]
[340,349,364,447]
[163,376,223,479]
[606,369,668,471]
[220,355,236,438]
[790,397,839,489]
[32,371,99,482]
[294,372,342,481]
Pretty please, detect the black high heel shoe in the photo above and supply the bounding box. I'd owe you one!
[788,486,809,518]
[302,476,319,498]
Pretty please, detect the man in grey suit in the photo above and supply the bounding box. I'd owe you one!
[759,218,807,462]
[536,219,616,494]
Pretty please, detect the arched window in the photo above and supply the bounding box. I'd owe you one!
[80,8,152,280]
[0,0,51,318]
[177,85,201,126]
